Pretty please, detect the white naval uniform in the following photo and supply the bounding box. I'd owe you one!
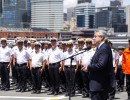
[48,47,63,64]
[112,49,119,67]
[31,51,46,68]
[13,47,31,64]
[62,49,79,66]
[0,46,11,62]
[81,48,95,67]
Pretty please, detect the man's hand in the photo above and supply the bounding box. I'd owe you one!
[40,68,44,74]
[114,68,117,74]
[81,66,88,72]
[59,67,63,73]
[7,64,11,68]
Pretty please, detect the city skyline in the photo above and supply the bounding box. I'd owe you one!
[64,0,130,12]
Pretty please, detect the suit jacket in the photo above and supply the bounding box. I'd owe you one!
[88,42,115,92]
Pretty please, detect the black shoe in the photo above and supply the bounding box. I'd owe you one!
[31,90,36,94]
[36,90,41,94]
[21,89,25,92]
[1,87,5,90]
[71,94,75,97]
[5,88,9,91]
[82,94,89,98]
[16,89,21,92]
[54,92,59,95]
[108,96,114,100]
[47,92,55,95]
[65,93,69,96]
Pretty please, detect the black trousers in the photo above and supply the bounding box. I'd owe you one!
[0,62,10,89]
[126,75,130,93]
[91,91,108,100]
[59,70,66,91]
[49,63,60,93]
[43,65,51,88]
[116,66,125,90]
[108,67,116,98]
[81,70,89,95]
[31,67,42,91]
[64,66,75,94]
[16,63,27,90]
[75,66,83,91]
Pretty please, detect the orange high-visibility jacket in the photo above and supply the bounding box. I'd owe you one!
[122,48,130,74]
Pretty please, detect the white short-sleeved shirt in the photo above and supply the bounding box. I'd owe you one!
[31,50,46,68]
[48,47,63,64]
[43,49,49,64]
[112,49,119,67]
[81,48,95,66]
[27,46,33,54]
[13,47,31,64]
[62,49,79,66]
[0,46,11,62]
[76,49,86,64]
[118,55,122,66]
[11,46,18,55]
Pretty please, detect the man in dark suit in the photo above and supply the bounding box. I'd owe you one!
[82,30,114,100]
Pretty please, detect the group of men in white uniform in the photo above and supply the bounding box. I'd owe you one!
[0,37,124,99]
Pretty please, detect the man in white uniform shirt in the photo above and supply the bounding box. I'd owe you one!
[75,39,85,94]
[0,38,12,91]
[108,41,119,100]
[30,42,46,94]
[62,40,79,97]
[47,37,63,95]
[116,46,125,92]
[81,38,95,98]
[12,39,31,92]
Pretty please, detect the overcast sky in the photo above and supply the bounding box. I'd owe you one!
[64,0,130,12]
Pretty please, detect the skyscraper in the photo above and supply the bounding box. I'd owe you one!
[2,0,29,28]
[0,0,2,14]
[126,5,130,32]
[78,0,91,4]
[95,7,127,32]
[67,7,76,21]
[76,3,95,28]
[31,0,63,32]
[110,0,123,7]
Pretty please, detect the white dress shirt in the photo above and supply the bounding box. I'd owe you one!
[48,47,63,64]
[0,46,11,62]
[31,50,46,68]
[62,49,79,66]
[13,47,31,64]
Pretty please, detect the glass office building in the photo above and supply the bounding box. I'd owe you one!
[76,3,95,28]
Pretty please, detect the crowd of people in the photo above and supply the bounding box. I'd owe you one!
[0,29,130,100]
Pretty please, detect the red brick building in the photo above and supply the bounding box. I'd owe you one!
[0,31,59,39]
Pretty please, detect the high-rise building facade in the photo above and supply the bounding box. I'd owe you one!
[1,0,29,28]
[0,0,2,15]
[31,0,63,32]
[67,7,76,21]
[110,0,123,7]
[76,3,95,28]
[126,5,130,33]
[95,7,127,32]
[78,0,91,4]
